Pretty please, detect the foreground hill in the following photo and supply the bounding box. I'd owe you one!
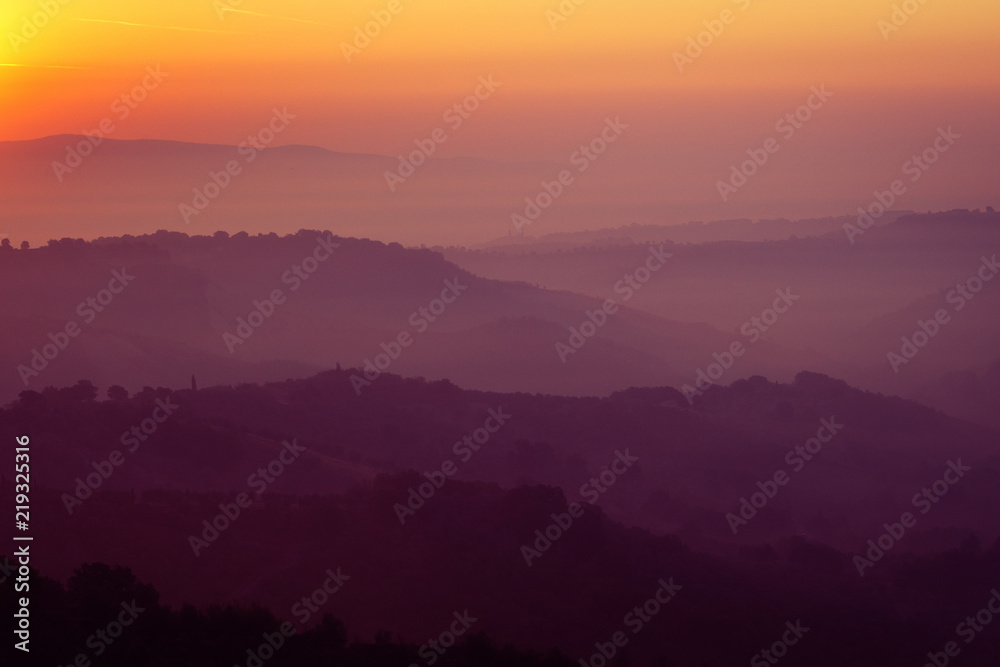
[6,476,1000,664]
[7,370,998,552]
[5,372,999,662]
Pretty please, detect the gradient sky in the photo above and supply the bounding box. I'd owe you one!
[1,0,998,238]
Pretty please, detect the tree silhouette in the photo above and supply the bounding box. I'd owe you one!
[63,380,99,401]
[107,384,129,400]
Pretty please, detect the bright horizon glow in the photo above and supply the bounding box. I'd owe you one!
[2,0,998,152]
[1,0,998,247]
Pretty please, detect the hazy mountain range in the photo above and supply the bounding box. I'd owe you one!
[0,229,825,404]
[0,134,659,248]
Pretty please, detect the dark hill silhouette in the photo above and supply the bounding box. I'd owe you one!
[4,372,999,662]
[0,561,578,667]
[0,230,821,404]
[5,370,998,554]
[5,479,1000,665]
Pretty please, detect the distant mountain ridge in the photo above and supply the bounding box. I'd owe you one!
[442,209,1000,426]
[0,229,823,405]
[0,134,623,247]
[473,212,913,250]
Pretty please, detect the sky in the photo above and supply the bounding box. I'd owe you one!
[1,0,999,240]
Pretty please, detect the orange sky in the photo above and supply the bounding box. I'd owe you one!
[2,0,998,152]
[1,0,998,235]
